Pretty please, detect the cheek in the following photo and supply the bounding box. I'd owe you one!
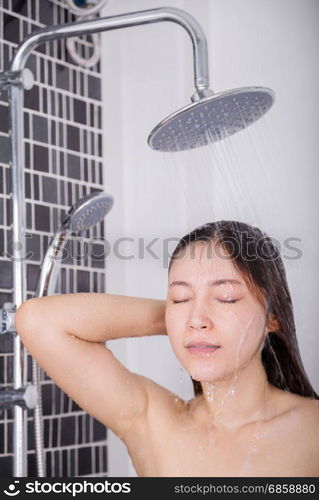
[224,309,266,355]
[165,307,184,336]
[165,308,187,356]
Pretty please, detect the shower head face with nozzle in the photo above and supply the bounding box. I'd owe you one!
[61,191,114,232]
[148,87,274,152]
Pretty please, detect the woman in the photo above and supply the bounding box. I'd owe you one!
[15,220,319,477]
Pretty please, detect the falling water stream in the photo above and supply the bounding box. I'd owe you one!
[156,110,296,474]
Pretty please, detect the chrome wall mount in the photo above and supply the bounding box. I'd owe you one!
[1,303,17,334]
[0,68,34,91]
[0,385,37,414]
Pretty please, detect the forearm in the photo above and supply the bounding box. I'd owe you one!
[15,292,167,342]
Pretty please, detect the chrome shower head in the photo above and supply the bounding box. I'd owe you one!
[35,191,114,298]
[148,87,274,152]
[60,191,114,232]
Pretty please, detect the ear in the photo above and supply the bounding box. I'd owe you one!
[266,312,280,332]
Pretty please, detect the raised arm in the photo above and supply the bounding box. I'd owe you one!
[14,293,167,438]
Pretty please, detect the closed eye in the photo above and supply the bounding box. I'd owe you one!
[172,299,239,304]
[218,299,239,304]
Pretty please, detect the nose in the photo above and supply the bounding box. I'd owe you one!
[186,300,214,330]
[188,318,210,330]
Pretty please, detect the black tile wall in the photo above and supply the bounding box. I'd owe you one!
[0,105,9,132]
[24,85,40,111]
[0,0,108,477]
[0,136,10,164]
[34,145,49,172]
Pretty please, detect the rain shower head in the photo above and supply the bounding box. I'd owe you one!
[60,191,114,232]
[148,87,274,152]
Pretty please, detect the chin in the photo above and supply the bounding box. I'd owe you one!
[187,355,241,383]
[188,363,222,383]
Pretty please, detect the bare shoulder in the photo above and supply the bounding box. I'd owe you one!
[287,392,319,418]
[295,395,319,429]
[274,388,319,436]
[122,377,194,476]
[144,376,189,416]
[288,395,319,460]
[126,375,190,438]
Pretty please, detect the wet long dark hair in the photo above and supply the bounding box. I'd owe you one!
[168,220,318,399]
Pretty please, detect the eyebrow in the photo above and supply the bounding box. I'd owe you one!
[169,279,244,288]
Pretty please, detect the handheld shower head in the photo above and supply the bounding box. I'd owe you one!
[148,87,274,152]
[36,191,114,298]
[60,191,114,233]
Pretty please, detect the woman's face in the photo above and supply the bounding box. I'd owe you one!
[165,241,269,382]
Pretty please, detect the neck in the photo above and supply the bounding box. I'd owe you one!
[200,355,276,430]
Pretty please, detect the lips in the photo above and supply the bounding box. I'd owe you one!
[186,342,220,348]
[186,342,221,355]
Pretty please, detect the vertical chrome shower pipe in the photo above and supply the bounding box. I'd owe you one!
[8,7,212,476]
[9,80,28,478]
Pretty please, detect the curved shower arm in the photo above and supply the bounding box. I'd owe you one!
[10,7,212,95]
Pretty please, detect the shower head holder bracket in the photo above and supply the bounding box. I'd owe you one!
[0,68,34,90]
[0,385,38,414]
[0,303,17,335]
